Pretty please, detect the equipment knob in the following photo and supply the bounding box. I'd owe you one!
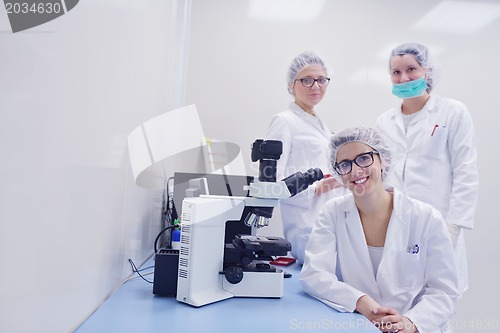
[224,266,244,284]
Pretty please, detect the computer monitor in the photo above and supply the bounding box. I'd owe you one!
[172,172,255,243]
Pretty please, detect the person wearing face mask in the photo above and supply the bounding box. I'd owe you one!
[264,51,345,264]
[300,126,459,333]
[376,43,479,297]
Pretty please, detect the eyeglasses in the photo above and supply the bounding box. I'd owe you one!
[334,151,379,176]
[295,77,330,88]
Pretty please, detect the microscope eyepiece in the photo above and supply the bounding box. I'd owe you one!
[281,168,324,197]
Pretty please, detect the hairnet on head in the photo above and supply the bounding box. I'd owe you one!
[287,51,329,94]
[330,126,391,181]
[389,42,435,93]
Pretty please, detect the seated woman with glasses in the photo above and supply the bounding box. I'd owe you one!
[265,51,344,265]
[299,126,459,333]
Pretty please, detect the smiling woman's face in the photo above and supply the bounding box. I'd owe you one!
[336,142,383,197]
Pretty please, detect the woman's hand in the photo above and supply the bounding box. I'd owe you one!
[355,295,381,322]
[314,175,345,195]
[371,307,417,333]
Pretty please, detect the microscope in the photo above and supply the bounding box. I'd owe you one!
[176,139,323,307]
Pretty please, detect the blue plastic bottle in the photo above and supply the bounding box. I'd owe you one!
[171,219,181,250]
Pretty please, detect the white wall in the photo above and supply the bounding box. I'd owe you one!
[0,1,190,332]
[1,1,498,332]
[186,0,500,331]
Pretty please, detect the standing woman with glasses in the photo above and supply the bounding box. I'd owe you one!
[300,126,459,333]
[376,43,479,296]
[265,51,344,264]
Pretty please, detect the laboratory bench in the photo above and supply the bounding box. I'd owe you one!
[75,256,378,332]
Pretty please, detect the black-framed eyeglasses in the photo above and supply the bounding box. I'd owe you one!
[334,151,379,176]
[295,77,330,88]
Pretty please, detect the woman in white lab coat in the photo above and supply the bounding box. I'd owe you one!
[266,51,343,264]
[299,126,459,333]
[376,43,479,295]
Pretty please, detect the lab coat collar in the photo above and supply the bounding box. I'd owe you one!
[409,94,440,121]
[389,186,413,218]
[338,194,379,280]
[288,102,332,139]
[289,101,314,117]
[341,198,380,295]
[339,188,413,281]
[384,187,412,243]
[387,106,405,135]
[338,188,413,245]
[423,94,441,114]
[390,95,442,132]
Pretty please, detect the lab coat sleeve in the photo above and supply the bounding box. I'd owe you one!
[299,204,366,313]
[375,114,399,188]
[375,112,393,144]
[404,207,459,333]
[445,103,478,229]
[375,114,386,133]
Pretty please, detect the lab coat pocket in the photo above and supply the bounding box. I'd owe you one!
[422,125,447,159]
[396,252,424,289]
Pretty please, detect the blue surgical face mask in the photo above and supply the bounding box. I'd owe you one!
[392,76,428,99]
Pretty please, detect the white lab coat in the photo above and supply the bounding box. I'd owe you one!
[266,102,341,264]
[299,189,459,333]
[376,95,479,294]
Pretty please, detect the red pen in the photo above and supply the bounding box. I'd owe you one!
[431,124,439,136]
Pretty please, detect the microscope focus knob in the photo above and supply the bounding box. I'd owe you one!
[224,266,244,284]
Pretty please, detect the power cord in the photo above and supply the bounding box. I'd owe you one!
[154,177,176,253]
[127,259,154,284]
[129,177,178,284]
[153,224,177,254]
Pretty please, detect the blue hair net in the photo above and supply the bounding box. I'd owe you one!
[287,51,329,94]
[389,42,435,93]
[330,126,391,181]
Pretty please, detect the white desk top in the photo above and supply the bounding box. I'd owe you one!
[75,256,378,332]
